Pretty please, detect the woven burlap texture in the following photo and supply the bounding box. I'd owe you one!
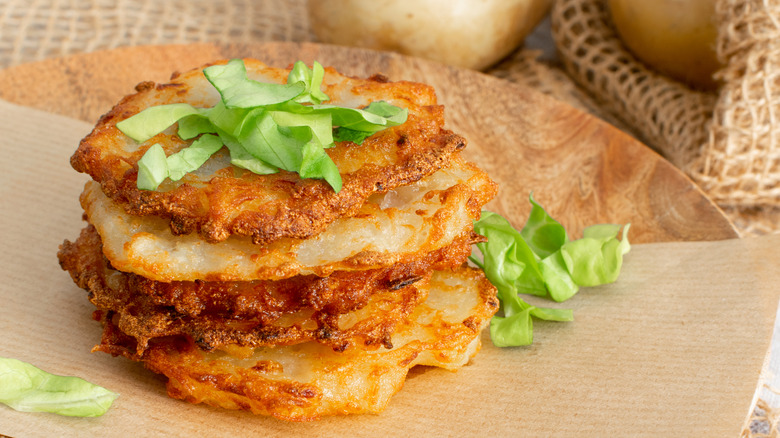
[488,47,644,138]
[748,399,780,438]
[551,0,780,236]
[693,0,780,229]
[693,0,780,206]
[0,0,315,67]
[551,0,717,168]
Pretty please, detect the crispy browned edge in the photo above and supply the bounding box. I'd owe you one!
[71,60,467,244]
[88,267,499,421]
[58,225,480,354]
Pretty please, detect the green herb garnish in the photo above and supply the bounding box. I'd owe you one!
[332,100,409,145]
[0,357,118,417]
[472,195,631,347]
[117,59,409,192]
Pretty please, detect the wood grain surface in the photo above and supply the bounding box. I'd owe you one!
[0,41,737,243]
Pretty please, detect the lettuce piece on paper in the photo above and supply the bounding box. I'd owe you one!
[0,357,118,417]
[472,195,631,347]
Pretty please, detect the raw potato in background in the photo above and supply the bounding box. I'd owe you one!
[309,0,552,70]
[608,0,721,91]
[551,0,780,237]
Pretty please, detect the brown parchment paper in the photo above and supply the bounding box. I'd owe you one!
[0,99,778,437]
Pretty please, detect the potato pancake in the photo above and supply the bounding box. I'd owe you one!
[92,267,498,421]
[58,225,477,353]
[72,58,465,244]
[81,155,496,282]
[59,58,500,421]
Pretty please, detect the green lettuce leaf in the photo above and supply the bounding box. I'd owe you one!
[135,135,228,189]
[562,224,631,287]
[520,194,568,258]
[490,306,574,348]
[206,101,252,137]
[270,110,334,146]
[288,60,330,104]
[177,112,216,140]
[166,134,224,181]
[215,126,279,175]
[122,59,408,193]
[472,196,630,347]
[0,357,118,417]
[136,143,169,191]
[299,133,342,192]
[116,103,200,143]
[332,127,376,145]
[203,59,305,108]
[238,109,304,170]
[327,100,409,144]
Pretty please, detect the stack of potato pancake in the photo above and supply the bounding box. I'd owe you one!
[58,59,498,421]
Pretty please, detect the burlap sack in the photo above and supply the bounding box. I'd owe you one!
[694,0,780,235]
[488,47,644,138]
[0,0,315,67]
[550,0,780,236]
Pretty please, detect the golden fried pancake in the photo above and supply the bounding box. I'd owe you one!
[72,58,465,244]
[93,267,498,421]
[60,57,501,421]
[81,156,496,282]
[58,225,477,353]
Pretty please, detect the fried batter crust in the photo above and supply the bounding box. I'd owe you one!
[72,58,465,244]
[81,155,497,282]
[91,267,499,421]
[58,225,477,353]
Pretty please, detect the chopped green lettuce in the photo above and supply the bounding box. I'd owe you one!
[203,59,305,108]
[332,101,409,144]
[116,59,408,192]
[0,357,117,417]
[136,143,168,191]
[135,134,225,190]
[166,134,224,180]
[238,109,305,170]
[217,128,279,175]
[177,114,217,140]
[116,103,200,143]
[472,195,630,347]
[288,60,330,104]
[299,133,343,192]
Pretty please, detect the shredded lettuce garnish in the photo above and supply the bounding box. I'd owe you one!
[0,357,118,417]
[471,195,631,347]
[117,59,409,192]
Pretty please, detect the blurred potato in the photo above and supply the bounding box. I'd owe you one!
[608,0,721,91]
[309,0,553,70]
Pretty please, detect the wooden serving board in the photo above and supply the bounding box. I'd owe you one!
[0,42,736,242]
[1,43,769,438]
